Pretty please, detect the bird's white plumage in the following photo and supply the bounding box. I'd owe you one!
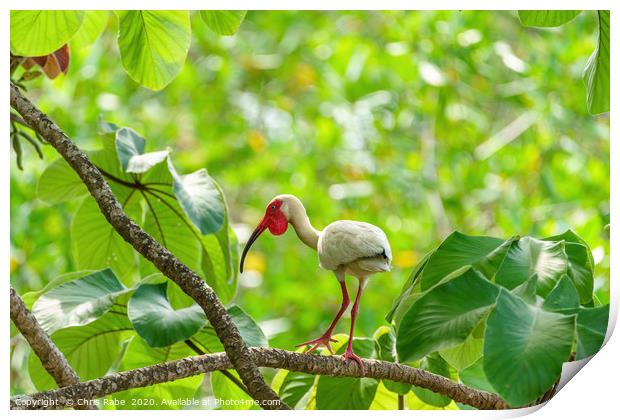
[318,220,392,275]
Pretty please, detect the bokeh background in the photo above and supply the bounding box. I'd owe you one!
[11,10,609,359]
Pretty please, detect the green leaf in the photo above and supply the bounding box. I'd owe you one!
[28,311,132,391]
[412,353,456,407]
[37,158,87,204]
[117,11,191,90]
[21,270,97,309]
[128,282,207,347]
[316,338,378,409]
[438,329,484,372]
[576,305,609,359]
[544,230,595,303]
[200,11,247,35]
[277,371,316,409]
[10,11,85,56]
[71,196,139,282]
[211,370,257,410]
[419,232,504,290]
[70,11,109,50]
[190,304,268,352]
[115,128,169,173]
[112,335,203,409]
[32,268,129,333]
[542,274,580,314]
[512,273,539,304]
[495,237,568,297]
[169,161,226,235]
[459,357,496,394]
[518,11,581,27]
[483,289,575,406]
[583,11,610,115]
[396,268,499,362]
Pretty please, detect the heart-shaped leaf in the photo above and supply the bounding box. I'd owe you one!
[484,289,575,406]
[128,282,207,347]
[70,11,109,51]
[396,267,499,362]
[11,11,85,56]
[37,158,88,204]
[32,268,129,333]
[200,11,247,35]
[117,11,191,90]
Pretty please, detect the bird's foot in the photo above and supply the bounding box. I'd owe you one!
[296,334,338,355]
[343,347,365,375]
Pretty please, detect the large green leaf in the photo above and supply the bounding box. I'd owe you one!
[10,11,85,56]
[117,11,191,90]
[396,268,499,362]
[115,127,169,173]
[112,335,203,409]
[21,270,96,309]
[583,11,610,115]
[32,268,129,333]
[518,11,581,27]
[128,282,207,347]
[71,196,139,281]
[495,237,567,296]
[419,232,505,290]
[37,158,87,204]
[28,311,132,391]
[483,289,575,406]
[200,11,247,35]
[412,353,456,407]
[70,10,109,50]
[169,161,226,235]
[316,338,378,409]
[576,305,609,359]
[438,328,484,372]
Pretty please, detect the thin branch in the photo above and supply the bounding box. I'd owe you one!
[10,82,287,410]
[10,348,510,410]
[9,287,96,410]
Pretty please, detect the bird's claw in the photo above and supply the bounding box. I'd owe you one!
[343,347,365,375]
[296,335,336,354]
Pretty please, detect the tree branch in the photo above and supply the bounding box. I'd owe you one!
[9,287,96,410]
[9,82,287,410]
[10,348,509,410]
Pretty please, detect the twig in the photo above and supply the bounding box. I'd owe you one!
[10,82,287,410]
[9,287,96,410]
[10,348,510,410]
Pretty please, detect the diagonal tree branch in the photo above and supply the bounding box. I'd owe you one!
[9,82,287,410]
[11,348,510,410]
[9,287,96,410]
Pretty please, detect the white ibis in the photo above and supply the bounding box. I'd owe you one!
[240,194,392,373]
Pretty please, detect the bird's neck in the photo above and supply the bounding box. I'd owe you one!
[286,199,320,250]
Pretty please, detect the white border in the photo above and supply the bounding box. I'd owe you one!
[4,1,617,419]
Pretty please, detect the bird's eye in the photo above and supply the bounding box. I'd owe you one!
[270,205,276,210]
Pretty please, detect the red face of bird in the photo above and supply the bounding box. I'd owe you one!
[240,199,289,273]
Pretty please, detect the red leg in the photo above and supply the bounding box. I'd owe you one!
[343,279,366,374]
[296,280,350,354]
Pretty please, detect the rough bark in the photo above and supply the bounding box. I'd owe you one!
[11,348,510,410]
[10,82,286,410]
[9,287,96,410]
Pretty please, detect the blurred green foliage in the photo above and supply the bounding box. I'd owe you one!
[11,10,609,393]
